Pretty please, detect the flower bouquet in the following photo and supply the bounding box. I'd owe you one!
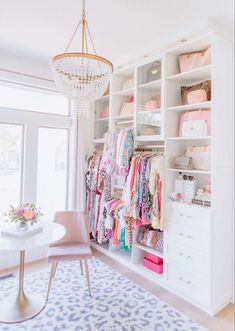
[5,203,43,231]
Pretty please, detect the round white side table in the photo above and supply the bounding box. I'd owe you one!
[0,222,66,324]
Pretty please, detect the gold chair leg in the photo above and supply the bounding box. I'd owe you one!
[80,260,84,275]
[84,260,91,297]
[46,262,58,301]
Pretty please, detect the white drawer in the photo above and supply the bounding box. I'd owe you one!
[167,262,210,306]
[167,241,209,271]
[166,221,209,251]
[166,201,211,231]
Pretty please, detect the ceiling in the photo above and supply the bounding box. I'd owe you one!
[0,0,234,78]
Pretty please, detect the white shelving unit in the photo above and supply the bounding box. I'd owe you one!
[91,29,234,315]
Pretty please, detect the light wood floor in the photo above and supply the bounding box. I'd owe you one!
[0,249,234,331]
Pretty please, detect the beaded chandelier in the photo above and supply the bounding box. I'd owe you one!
[51,0,113,100]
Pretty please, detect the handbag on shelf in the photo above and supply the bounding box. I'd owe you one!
[144,95,161,110]
[155,231,164,254]
[137,226,158,248]
[173,155,194,170]
[120,102,134,116]
[185,145,211,171]
[181,80,211,105]
[179,46,211,73]
[179,109,211,137]
[100,105,109,118]
[146,61,161,82]
[139,126,157,136]
[122,78,134,90]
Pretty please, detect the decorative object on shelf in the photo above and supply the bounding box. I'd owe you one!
[185,145,211,171]
[183,176,198,203]
[146,61,161,82]
[137,112,161,127]
[192,179,211,207]
[181,80,211,105]
[51,0,113,100]
[122,77,134,90]
[4,203,43,232]
[179,108,211,137]
[173,172,198,203]
[144,95,161,110]
[179,46,211,73]
[120,97,134,115]
[192,198,211,207]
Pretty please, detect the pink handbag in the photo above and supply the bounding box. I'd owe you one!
[179,109,211,137]
[100,105,109,118]
[144,95,161,110]
[179,46,211,73]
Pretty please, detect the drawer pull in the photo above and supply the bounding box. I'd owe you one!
[179,252,183,256]
[186,281,191,285]
[186,256,192,260]
[179,276,184,281]
[179,213,184,217]
[187,215,191,219]
[179,233,184,236]
[187,235,192,239]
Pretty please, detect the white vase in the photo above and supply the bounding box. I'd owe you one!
[16,222,28,232]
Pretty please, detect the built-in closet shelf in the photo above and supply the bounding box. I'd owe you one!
[138,108,161,114]
[167,168,211,175]
[94,117,109,122]
[167,65,211,84]
[95,95,110,102]
[167,200,211,210]
[113,114,134,121]
[138,79,161,90]
[91,241,109,252]
[113,88,134,97]
[135,243,164,259]
[135,135,163,142]
[166,136,211,141]
[111,249,132,262]
[135,263,164,279]
[93,138,105,144]
[167,101,212,112]
[91,30,234,315]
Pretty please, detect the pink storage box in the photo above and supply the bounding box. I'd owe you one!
[143,257,163,274]
[145,252,163,264]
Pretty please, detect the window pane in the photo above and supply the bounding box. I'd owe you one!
[37,128,68,221]
[0,83,69,115]
[0,123,23,223]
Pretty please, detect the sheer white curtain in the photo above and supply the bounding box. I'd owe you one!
[73,101,92,211]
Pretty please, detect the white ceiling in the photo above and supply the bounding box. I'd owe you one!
[0,0,234,77]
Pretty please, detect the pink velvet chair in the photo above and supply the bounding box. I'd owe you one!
[46,211,92,300]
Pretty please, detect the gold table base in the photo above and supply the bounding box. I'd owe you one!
[0,251,46,324]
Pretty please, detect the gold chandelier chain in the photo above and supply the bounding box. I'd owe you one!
[64,19,82,53]
[63,0,98,55]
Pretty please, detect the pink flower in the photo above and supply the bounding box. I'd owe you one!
[23,210,35,221]
[15,209,24,217]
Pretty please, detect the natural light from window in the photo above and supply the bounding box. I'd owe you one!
[0,83,69,115]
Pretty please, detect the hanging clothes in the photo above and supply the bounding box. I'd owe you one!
[122,152,164,230]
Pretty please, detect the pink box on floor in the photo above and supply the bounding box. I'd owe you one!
[143,257,163,274]
[144,252,163,264]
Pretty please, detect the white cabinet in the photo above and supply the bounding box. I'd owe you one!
[91,28,234,315]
